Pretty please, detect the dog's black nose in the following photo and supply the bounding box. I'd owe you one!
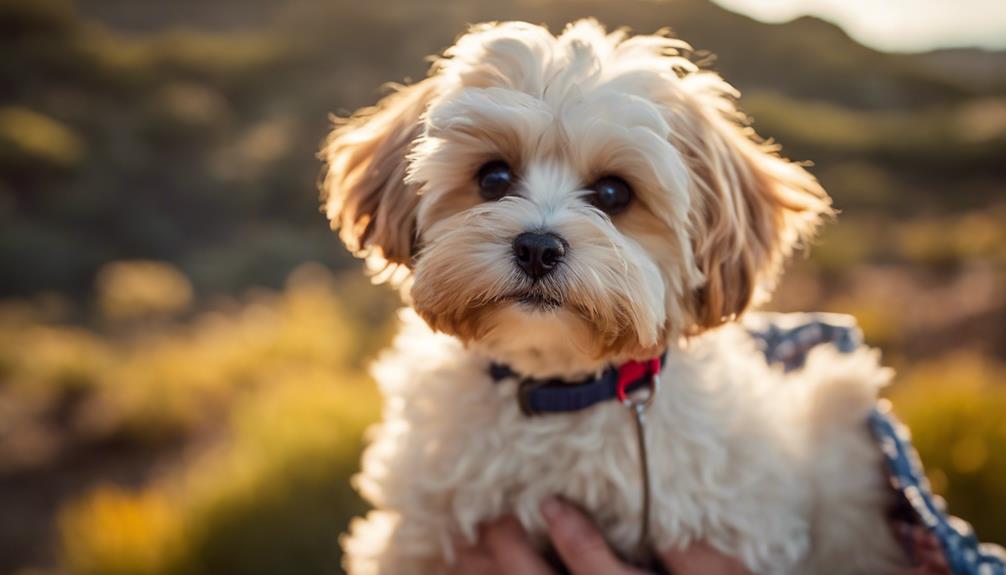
[512,232,565,279]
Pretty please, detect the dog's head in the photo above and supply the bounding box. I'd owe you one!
[322,20,831,365]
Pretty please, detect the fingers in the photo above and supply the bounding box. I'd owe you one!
[659,542,754,575]
[482,516,555,575]
[912,531,949,573]
[541,498,642,575]
[450,544,500,575]
[894,561,952,575]
[892,522,951,575]
[449,531,500,575]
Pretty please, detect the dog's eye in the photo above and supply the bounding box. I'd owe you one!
[477,161,514,200]
[588,176,633,215]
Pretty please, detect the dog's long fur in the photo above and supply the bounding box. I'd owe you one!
[322,20,906,574]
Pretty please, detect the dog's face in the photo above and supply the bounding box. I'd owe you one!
[323,20,831,363]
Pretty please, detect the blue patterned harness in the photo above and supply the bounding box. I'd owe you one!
[748,313,1006,575]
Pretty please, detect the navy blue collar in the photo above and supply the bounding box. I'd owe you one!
[489,353,666,416]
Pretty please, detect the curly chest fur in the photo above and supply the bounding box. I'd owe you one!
[342,317,903,575]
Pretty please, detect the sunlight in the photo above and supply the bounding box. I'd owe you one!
[711,0,1006,51]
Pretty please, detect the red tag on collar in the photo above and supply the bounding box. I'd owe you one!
[615,357,662,403]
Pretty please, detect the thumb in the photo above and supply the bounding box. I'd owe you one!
[540,498,642,575]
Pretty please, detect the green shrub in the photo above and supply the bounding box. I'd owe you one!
[176,374,376,575]
[60,375,377,575]
[0,263,393,451]
[0,106,83,170]
[54,264,384,575]
[888,355,1006,545]
[59,488,183,575]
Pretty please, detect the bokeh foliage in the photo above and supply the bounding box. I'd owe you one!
[0,262,1001,575]
[888,356,1006,546]
[0,0,1003,573]
[2,264,391,575]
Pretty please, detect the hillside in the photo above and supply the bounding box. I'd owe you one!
[915,46,1006,93]
[73,0,999,108]
[1,0,1002,299]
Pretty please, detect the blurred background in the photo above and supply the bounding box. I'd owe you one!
[0,0,1003,573]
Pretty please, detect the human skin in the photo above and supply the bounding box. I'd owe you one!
[448,498,951,575]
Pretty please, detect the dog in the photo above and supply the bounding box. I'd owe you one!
[321,20,908,575]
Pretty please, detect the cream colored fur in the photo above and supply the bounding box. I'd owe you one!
[342,313,904,575]
[322,19,907,575]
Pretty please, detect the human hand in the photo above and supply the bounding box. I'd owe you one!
[893,521,951,575]
[449,497,752,575]
[450,500,953,575]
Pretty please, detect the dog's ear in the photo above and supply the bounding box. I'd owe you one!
[667,74,833,330]
[321,78,439,274]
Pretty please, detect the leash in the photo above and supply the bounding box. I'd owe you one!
[622,363,660,561]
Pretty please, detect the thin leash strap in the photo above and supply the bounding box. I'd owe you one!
[617,359,661,562]
[631,401,652,560]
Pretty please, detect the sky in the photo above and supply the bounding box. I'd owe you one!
[710,0,1006,52]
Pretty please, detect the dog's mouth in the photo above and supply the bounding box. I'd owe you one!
[501,290,563,311]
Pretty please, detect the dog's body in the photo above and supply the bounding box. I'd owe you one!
[342,312,904,575]
[322,20,907,574]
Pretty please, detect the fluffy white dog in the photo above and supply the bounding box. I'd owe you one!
[322,20,906,575]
